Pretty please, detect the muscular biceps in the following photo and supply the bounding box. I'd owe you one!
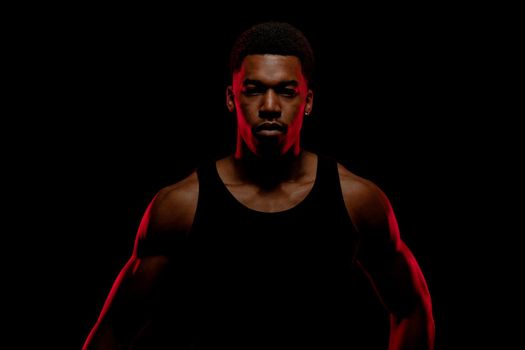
[83,198,172,350]
[356,190,429,316]
[340,173,430,313]
[83,173,199,349]
[82,255,170,349]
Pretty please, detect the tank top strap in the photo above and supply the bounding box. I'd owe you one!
[311,155,346,204]
[196,161,219,193]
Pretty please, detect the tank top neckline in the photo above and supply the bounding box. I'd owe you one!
[211,155,321,216]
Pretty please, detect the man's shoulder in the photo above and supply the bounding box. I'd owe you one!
[157,171,199,206]
[336,163,380,200]
[336,163,390,230]
[148,171,200,235]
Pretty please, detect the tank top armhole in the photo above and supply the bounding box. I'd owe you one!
[189,162,219,237]
[317,155,359,234]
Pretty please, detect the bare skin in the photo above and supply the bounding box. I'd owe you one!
[84,54,434,349]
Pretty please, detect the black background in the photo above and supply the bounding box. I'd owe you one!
[15,5,516,349]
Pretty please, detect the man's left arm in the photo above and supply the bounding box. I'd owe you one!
[358,238,435,350]
[340,172,435,350]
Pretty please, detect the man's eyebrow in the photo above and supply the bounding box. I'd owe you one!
[243,79,299,87]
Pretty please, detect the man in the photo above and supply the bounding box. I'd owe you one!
[83,22,434,349]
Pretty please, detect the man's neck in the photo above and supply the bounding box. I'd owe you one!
[231,148,309,190]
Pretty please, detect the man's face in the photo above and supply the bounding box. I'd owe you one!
[228,54,313,157]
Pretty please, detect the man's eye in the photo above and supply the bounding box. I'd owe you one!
[280,89,297,97]
[243,87,262,95]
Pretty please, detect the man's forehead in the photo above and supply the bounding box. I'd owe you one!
[241,54,301,69]
[236,54,304,83]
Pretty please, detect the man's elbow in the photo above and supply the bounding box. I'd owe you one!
[83,322,123,350]
[389,299,435,350]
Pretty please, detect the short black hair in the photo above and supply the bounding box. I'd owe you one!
[229,22,314,85]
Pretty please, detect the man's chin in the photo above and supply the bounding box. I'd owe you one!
[240,136,291,159]
[253,143,291,159]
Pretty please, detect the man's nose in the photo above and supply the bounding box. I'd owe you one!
[259,89,281,119]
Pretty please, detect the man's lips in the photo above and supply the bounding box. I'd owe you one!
[253,122,287,137]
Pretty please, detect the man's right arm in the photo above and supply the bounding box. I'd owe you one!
[82,255,169,349]
[83,173,199,349]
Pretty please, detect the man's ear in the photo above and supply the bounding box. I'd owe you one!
[226,86,235,112]
[305,89,314,115]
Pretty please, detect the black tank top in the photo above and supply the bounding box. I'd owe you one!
[186,155,360,349]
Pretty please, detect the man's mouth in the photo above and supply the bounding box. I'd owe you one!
[253,123,287,137]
